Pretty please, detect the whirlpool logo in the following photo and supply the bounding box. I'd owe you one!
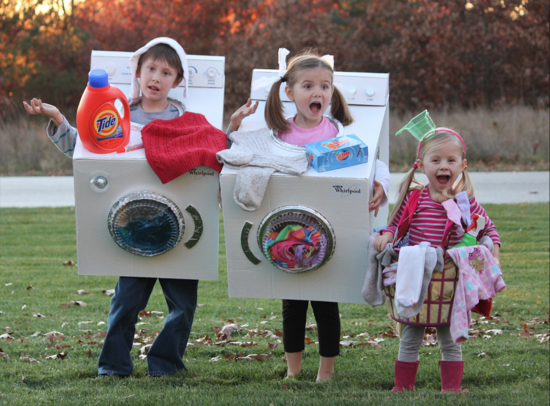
[332,184,363,200]
[189,168,216,179]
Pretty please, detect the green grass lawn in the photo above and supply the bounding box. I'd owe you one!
[0,204,548,405]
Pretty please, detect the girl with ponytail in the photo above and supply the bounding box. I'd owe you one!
[228,48,391,381]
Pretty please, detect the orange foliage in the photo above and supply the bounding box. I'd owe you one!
[1,0,548,120]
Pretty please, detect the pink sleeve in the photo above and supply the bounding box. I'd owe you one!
[470,198,501,246]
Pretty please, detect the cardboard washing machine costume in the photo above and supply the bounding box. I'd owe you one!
[219,52,391,304]
[69,42,226,280]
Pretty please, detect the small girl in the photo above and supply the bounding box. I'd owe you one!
[230,49,391,381]
[374,127,502,392]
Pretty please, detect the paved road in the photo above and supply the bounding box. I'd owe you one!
[0,172,548,208]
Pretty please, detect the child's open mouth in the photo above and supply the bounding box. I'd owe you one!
[437,175,450,186]
[309,102,322,114]
[149,86,160,92]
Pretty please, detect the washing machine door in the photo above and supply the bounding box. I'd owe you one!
[108,191,185,256]
[257,205,336,273]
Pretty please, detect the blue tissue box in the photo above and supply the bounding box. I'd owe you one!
[305,134,368,172]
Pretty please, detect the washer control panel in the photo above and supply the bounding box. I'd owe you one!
[249,69,388,106]
[91,51,224,88]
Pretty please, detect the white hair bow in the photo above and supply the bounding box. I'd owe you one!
[251,48,334,91]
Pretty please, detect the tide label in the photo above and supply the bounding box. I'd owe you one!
[94,110,122,141]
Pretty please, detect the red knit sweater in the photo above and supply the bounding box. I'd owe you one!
[141,112,227,184]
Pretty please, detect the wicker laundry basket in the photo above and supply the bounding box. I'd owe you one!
[384,257,459,327]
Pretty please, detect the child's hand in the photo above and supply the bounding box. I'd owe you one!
[229,98,259,132]
[374,232,394,252]
[23,99,63,127]
[369,180,385,216]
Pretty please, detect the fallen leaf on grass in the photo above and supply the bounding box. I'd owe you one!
[486,329,503,335]
[520,324,534,337]
[26,285,34,290]
[45,352,67,360]
[210,355,222,362]
[340,340,357,347]
[21,305,27,311]
[304,337,315,344]
[61,301,87,308]
[236,356,255,361]
[275,329,283,336]
[5,283,13,286]
[218,324,239,337]
[30,332,41,337]
[139,344,152,356]
[78,321,93,326]
[20,353,40,363]
[102,289,115,296]
[197,304,206,307]
[268,342,278,350]
[77,290,88,295]
[423,334,438,346]
[305,322,317,330]
[0,351,8,359]
[63,261,75,266]
[33,313,45,318]
[478,352,490,358]
[43,331,64,339]
[0,334,13,340]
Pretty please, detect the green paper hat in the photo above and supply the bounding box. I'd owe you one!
[395,110,436,141]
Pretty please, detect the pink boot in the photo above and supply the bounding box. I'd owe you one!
[439,360,464,393]
[391,360,419,392]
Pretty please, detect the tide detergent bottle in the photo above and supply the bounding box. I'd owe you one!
[76,69,130,154]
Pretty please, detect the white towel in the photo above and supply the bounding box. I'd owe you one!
[395,242,432,309]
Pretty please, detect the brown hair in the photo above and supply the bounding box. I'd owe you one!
[388,130,475,224]
[265,49,353,132]
[137,44,184,82]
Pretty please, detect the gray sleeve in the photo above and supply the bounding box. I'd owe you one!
[46,116,77,158]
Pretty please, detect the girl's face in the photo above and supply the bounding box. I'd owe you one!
[285,67,334,129]
[418,140,467,201]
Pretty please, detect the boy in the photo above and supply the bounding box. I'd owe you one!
[24,38,207,377]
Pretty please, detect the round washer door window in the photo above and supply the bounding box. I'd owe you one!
[257,206,336,273]
[108,192,185,256]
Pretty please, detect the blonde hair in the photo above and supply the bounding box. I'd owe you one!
[265,49,353,132]
[388,130,475,224]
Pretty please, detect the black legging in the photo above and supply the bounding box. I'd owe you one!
[282,299,340,357]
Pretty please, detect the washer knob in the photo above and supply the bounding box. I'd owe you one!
[91,176,108,189]
[366,87,375,97]
[206,68,217,79]
[188,68,195,78]
[104,65,115,76]
[347,86,357,96]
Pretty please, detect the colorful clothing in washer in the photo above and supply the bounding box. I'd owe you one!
[264,225,326,268]
[447,245,506,344]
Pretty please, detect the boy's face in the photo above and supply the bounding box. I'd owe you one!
[136,58,183,104]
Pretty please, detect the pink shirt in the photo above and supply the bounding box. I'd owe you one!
[383,186,501,248]
[278,117,338,146]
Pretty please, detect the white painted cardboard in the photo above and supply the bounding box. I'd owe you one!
[73,51,225,280]
[221,70,390,304]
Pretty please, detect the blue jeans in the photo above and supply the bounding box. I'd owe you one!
[98,276,198,376]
